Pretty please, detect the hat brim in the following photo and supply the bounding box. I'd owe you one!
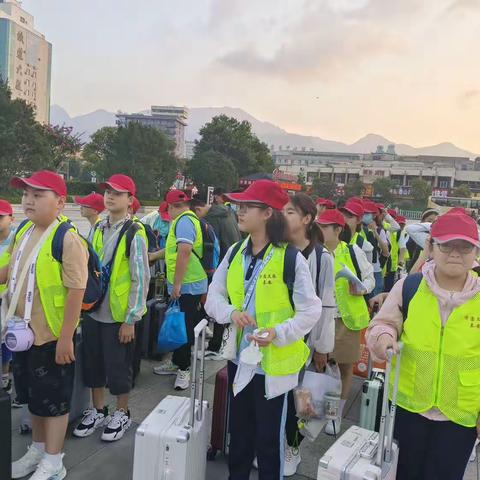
[99,181,130,193]
[433,234,480,247]
[74,196,92,207]
[316,219,345,228]
[0,209,12,216]
[340,206,363,218]
[10,177,52,192]
[225,192,266,204]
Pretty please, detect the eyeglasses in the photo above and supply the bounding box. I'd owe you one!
[433,241,476,254]
[237,203,267,213]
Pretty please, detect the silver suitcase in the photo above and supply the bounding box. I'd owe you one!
[359,369,385,432]
[133,319,211,480]
[318,344,403,480]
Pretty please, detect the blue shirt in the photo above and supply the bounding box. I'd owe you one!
[0,229,14,256]
[167,216,208,295]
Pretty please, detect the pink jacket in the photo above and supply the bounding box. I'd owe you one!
[366,260,480,421]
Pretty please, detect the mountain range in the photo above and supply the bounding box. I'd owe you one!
[50,105,478,159]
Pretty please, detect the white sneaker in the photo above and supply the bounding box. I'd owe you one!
[206,326,214,339]
[101,409,132,442]
[174,369,190,390]
[324,417,341,436]
[153,359,178,376]
[30,456,66,480]
[73,407,110,438]
[12,445,45,479]
[197,350,224,361]
[252,457,258,469]
[284,445,301,477]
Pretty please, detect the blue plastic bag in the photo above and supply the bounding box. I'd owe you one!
[157,300,187,353]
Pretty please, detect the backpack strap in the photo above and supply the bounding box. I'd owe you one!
[51,222,74,262]
[228,241,244,265]
[347,244,362,281]
[401,272,423,320]
[283,244,299,309]
[175,212,203,258]
[125,222,142,258]
[314,244,325,294]
[14,219,31,241]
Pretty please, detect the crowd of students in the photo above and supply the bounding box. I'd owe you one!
[0,171,478,480]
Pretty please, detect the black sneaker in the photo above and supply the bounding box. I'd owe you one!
[2,378,12,395]
[73,407,111,438]
[101,409,132,442]
[12,398,23,408]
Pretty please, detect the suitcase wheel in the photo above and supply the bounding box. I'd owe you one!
[207,446,218,461]
[19,424,32,435]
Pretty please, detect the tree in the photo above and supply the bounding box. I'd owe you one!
[373,178,394,204]
[82,123,178,199]
[297,169,306,190]
[452,184,471,198]
[194,115,274,177]
[188,149,238,192]
[411,178,432,208]
[344,179,364,198]
[312,176,336,199]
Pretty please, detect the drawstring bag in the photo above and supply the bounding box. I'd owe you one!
[157,300,187,353]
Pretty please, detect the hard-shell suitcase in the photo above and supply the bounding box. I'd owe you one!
[207,365,229,460]
[318,344,403,480]
[0,388,11,479]
[359,369,385,432]
[132,319,211,480]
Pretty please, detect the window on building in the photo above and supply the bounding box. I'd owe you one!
[439,180,449,189]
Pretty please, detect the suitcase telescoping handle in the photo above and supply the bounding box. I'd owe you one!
[375,342,403,469]
[189,318,208,428]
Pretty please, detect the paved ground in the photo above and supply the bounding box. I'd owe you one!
[11,356,479,480]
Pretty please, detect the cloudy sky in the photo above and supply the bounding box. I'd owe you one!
[24,0,480,152]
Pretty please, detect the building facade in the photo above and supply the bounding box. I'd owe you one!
[272,147,480,198]
[0,0,52,123]
[116,106,188,158]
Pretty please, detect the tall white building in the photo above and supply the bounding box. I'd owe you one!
[0,0,52,123]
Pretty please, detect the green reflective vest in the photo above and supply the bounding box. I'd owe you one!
[13,221,69,338]
[393,278,480,427]
[227,240,310,376]
[334,241,370,331]
[165,210,206,286]
[92,220,147,323]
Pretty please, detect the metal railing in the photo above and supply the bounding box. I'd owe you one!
[397,209,423,220]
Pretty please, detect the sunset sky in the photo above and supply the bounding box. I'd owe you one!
[24,0,480,153]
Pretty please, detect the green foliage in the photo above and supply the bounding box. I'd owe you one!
[82,123,178,199]
[188,149,238,192]
[373,178,394,204]
[452,184,471,198]
[344,179,364,198]
[411,178,433,208]
[194,115,274,178]
[312,177,336,199]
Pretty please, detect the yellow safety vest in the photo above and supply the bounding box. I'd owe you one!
[393,278,480,427]
[12,221,69,338]
[227,240,310,376]
[165,210,206,286]
[0,250,11,295]
[334,241,370,331]
[92,220,147,323]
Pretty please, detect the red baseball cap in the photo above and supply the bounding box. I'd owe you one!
[340,199,364,218]
[225,180,289,210]
[0,199,13,216]
[396,215,407,225]
[387,208,397,218]
[376,203,386,210]
[316,198,336,209]
[131,197,141,214]
[158,201,170,221]
[445,207,466,215]
[316,209,346,228]
[362,200,379,214]
[165,189,191,204]
[10,170,67,197]
[99,174,136,196]
[431,213,479,247]
[74,192,105,214]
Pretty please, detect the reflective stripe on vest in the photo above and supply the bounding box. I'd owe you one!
[92,222,147,323]
[165,210,206,285]
[226,240,310,376]
[334,241,370,331]
[393,278,480,427]
[389,230,400,273]
[14,221,68,338]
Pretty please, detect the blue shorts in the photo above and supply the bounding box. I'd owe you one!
[1,342,12,365]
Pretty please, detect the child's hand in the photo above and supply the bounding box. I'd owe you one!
[119,323,135,344]
[247,328,276,347]
[56,337,75,365]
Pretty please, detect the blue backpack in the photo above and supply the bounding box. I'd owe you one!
[16,219,103,312]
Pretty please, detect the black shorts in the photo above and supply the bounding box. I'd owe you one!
[12,342,75,417]
[82,314,134,396]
